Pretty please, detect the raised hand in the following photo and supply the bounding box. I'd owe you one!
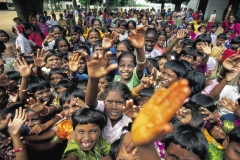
[176,106,192,125]
[141,76,155,88]
[7,107,27,136]
[123,99,141,119]
[69,53,81,72]
[222,55,240,71]
[201,107,217,124]
[30,124,47,135]
[74,97,86,108]
[44,33,56,43]
[176,29,188,40]
[26,97,47,113]
[228,5,232,12]
[102,31,119,50]
[225,70,240,82]
[33,49,49,67]
[84,51,118,78]
[200,42,211,55]
[131,79,190,146]
[7,89,19,103]
[14,57,34,78]
[218,97,239,112]
[127,26,147,49]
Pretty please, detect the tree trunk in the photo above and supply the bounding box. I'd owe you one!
[12,0,43,22]
[105,0,109,10]
[49,0,54,14]
[161,2,165,9]
[73,0,77,9]
[222,0,240,21]
[53,0,57,11]
[174,1,181,11]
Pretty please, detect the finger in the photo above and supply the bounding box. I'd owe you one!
[41,48,45,57]
[106,64,118,73]
[15,108,19,119]
[84,52,91,62]
[17,57,24,66]
[18,107,22,119]
[43,51,49,61]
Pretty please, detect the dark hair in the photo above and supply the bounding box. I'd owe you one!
[145,28,158,41]
[53,37,70,51]
[192,34,212,48]
[178,47,199,61]
[91,18,102,27]
[55,79,74,90]
[185,70,206,97]
[109,138,122,160]
[100,81,132,102]
[140,87,154,97]
[171,24,177,30]
[72,108,107,130]
[0,30,9,41]
[197,25,206,32]
[231,36,240,44]
[217,33,227,40]
[92,40,102,52]
[116,40,134,53]
[186,23,195,31]
[21,23,33,39]
[197,16,203,20]
[164,25,172,31]
[39,16,46,23]
[211,23,219,29]
[0,102,24,120]
[77,80,88,91]
[32,24,46,40]
[228,126,240,143]
[182,38,193,47]
[117,52,136,66]
[48,68,68,81]
[60,88,85,106]
[225,29,234,34]
[158,31,167,39]
[70,25,84,35]
[87,28,100,39]
[102,27,111,34]
[46,49,62,60]
[127,20,136,29]
[164,124,208,160]
[5,71,21,82]
[189,93,216,112]
[28,76,51,94]
[164,60,187,78]
[49,25,63,33]
[118,20,128,28]
[147,58,159,70]
[104,70,115,83]
[72,45,90,56]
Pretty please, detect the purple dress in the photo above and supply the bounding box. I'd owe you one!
[38,23,49,36]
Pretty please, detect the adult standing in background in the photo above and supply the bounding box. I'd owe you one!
[207,10,216,31]
[58,13,67,27]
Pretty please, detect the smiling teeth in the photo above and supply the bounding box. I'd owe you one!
[110,112,118,116]
[82,143,91,147]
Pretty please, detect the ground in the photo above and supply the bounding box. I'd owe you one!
[0,10,223,43]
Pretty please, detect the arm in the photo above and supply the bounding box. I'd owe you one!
[25,130,56,142]
[224,5,232,22]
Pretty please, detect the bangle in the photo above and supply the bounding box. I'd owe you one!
[19,88,28,92]
[40,106,50,116]
[55,114,63,119]
[146,61,150,67]
[136,57,146,65]
[131,89,140,96]
[149,67,155,76]
[217,73,224,79]
[13,145,26,153]
[217,118,223,127]
[169,42,176,48]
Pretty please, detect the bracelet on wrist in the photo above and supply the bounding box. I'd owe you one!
[13,145,26,153]
[19,88,28,92]
[131,89,140,96]
[217,73,224,79]
[55,114,63,119]
[136,58,146,65]
[40,106,50,116]
[146,61,150,67]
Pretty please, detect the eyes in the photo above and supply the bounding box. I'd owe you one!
[106,100,124,105]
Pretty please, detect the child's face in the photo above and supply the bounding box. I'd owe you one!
[117,140,141,160]
[136,96,150,106]
[74,123,101,151]
[192,56,202,69]
[173,28,177,34]
[50,73,64,87]
[128,23,135,33]
[176,107,192,125]
[157,35,166,47]
[158,58,167,71]
[98,77,109,91]
[61,58,69,71]
[56,86,67,100]
[25,27,33,35]
[161,68,178,88]
[119,25,127,35]
[141,16,148,25]
[145,33,156,52]
[0,33,8,43]
[211,27,217,33]
[53,28,63,38]
[164,28,172,38]
[88,32,100,45]
[157,24,163,32]
[70,31,81,42]
[165,142,201,160]
[93,21,102,30]
[79,59,86,74]
[196,42,204,52]
[216,38,225,46]
[225,141,240,160]
[166,17,171,23]
[179,54,194,64]
[186,25,192,33]
[46,55,61,69]
[118,56,135,80]
[232,43,240,50]
[104,90,126,121]
[62,97,85,118]
[199,27,206,33]
[57,40,68,54]
[25,111,41,131]
[93,46,103,55]
[197,18,202,24]
[34,87,52,103]
[226,32,232,39]
[116,43,129,58]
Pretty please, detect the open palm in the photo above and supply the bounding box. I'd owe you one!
[131,79,190,146]
[15,57,33,78]
[33,49,48,67]
[128,26,146,49]
[26,97,47,113]
[102,32,119,50]
[69,53,81,72]
[222,55,240,72]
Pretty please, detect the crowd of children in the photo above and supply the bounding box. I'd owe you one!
[0,4,240,160]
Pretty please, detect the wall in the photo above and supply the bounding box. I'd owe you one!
[186,0,200,11]
[204,0,229,22]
